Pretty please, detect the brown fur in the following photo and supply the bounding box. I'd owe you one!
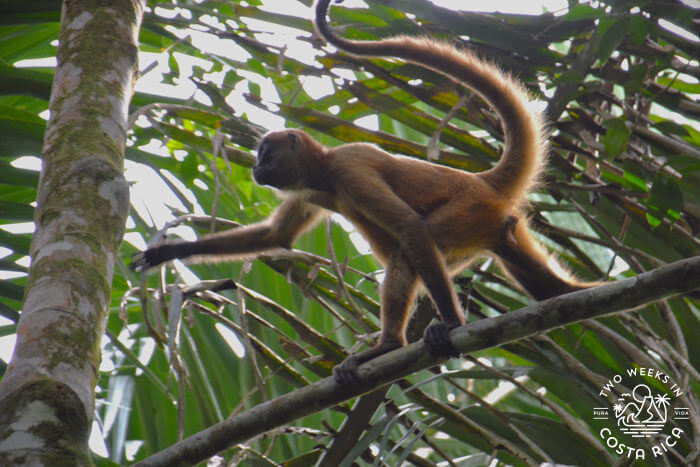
[132,0,597,385]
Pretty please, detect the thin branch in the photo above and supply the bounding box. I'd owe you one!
[317,386,391,467]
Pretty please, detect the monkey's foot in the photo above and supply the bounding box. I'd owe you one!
[334,355,361,386]
[423,322,461,359]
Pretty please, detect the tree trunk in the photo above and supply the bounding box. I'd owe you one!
[0,0,143,464]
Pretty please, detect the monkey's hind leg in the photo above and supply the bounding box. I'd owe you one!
[334,251,418,386]
[414,253,464,360]
[421,216,517,356]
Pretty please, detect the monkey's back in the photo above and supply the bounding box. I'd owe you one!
[326,143,512,267]
[329,142,501,214]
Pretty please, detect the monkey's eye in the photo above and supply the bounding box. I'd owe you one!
[257,141,273,165]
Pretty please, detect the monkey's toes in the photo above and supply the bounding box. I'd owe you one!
[423,322,461,359]
[333,356,361,386]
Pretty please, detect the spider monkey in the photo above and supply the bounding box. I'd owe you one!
[132,0,597,386]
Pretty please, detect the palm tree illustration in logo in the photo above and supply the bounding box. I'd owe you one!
[613,384,669,437]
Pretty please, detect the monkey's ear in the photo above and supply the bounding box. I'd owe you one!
[288,132,299,147]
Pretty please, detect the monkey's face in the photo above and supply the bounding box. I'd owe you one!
[254,131,302,189]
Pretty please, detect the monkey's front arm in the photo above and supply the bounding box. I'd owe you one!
[131,196,324,271]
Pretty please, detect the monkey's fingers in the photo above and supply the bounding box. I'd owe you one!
[130,252,151,272]
[130,247,165,272]
[333,355,361,386]
[423,322,461,359]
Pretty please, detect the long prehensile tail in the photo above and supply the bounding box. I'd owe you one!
[314,0,547,204]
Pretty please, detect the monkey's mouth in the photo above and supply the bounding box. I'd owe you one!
[253,165,284,188]
[252,165,270,185]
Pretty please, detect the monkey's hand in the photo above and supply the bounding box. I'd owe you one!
[130,244,178,272]
[423,322,461,359]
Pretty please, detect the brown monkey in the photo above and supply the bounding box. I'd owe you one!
[132,0,596,385]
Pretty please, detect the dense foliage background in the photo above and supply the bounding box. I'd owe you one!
[0,0,698,464]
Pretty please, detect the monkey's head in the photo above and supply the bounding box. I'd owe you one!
[254,129,321,190]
